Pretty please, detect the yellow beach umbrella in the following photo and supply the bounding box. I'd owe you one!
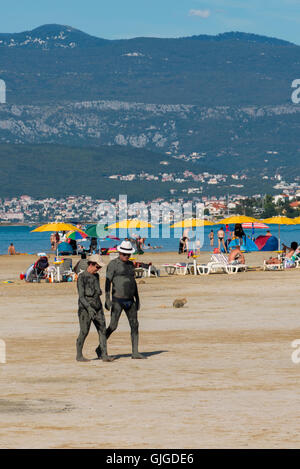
[216,215,258,225]
[171,218,214,228]
[107,219,154,229]
[31,222,83,257]
[31,222,82,233]
[261,216,296,249]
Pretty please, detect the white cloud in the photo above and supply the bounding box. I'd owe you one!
[189,9,211,18]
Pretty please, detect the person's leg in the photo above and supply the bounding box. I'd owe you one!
[96,301,123,358]
[106,301,123,339]
[124,302,146,359]
[76,308,91,361]
[93,309,114,362]
[222,239,227,253]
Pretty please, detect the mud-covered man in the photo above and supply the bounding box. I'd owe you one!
[96,241,146,359]
[76,254,113,362]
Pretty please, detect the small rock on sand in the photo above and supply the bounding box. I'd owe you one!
[173,298,187,308]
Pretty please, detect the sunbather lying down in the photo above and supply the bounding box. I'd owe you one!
[133,261,159,276]
[228,246,245,265]
[266,241,298,265]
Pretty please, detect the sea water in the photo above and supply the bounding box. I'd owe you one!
[1,224,300,255]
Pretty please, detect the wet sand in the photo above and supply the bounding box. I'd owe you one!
[1,252,300,448]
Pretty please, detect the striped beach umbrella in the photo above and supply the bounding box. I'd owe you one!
[66,230,88,240]
[241,222,269,229]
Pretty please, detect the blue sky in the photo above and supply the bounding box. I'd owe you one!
[2,0,300,44]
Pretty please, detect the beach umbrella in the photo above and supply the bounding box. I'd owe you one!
[66,230,88,240]
[216,215,258,225]
[108,219,154,229]
[31,222,82,233]
[170,218,214,228]
[85,224,109,238]
[31,222,83,257]
[261,216,296,249]
[242,222,269,229]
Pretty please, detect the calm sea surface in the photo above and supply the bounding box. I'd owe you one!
[1,224,300,255]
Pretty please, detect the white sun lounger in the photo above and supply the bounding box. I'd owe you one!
[263,260,284,271]
[197,254,247,275]
[162,263,192,275]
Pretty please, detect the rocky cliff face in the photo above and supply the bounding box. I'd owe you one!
[0,100,299,154]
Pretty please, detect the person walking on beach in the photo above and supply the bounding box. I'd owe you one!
[76,254,113,362]
[96,240,146,360]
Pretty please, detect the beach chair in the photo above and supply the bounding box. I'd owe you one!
[174,262,191,275]
[134,263,160,278]
[162,264,177,275]
[212,253,247,274]
[263,260,284,271]
[162,263,190,275]
[196,262,219,275]
[197,254,247,275]
[134,268,145,278]
[60,258,75,281]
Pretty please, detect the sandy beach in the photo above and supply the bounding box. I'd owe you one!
[1,251,300,449]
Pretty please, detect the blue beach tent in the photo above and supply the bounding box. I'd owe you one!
[228,237,259,252]
[255,235,279,251]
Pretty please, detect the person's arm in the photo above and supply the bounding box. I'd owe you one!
[134,281,140,311]
[77,275,94,314]
[105,263,114,310]
[105,278,112,310]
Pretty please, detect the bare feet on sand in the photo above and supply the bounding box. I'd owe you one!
[76,356,90,362]
[132,353,147,359]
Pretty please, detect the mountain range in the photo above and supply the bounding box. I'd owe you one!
[0,24,299,198]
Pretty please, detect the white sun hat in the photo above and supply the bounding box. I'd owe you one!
[117,240,135,254]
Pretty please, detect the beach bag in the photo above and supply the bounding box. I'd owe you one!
[284,258,295,269]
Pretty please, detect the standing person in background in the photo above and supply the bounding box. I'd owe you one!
[178,236,188,254]
[60,231,67,242]
[209,230,214,249]
[225,224,232,252]
[55,232,60,248]
[217,227,227,253]
[89,237,98,254]
[50,233,56,251]
[234,223,246,247]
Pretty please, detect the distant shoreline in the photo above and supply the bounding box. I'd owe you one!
[0,223,35,227]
